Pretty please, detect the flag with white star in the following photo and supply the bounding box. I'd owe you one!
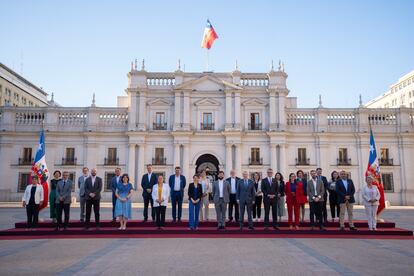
[31,128,49,210]
[365,128,386,214]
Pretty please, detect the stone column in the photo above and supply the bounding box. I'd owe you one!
[226,143,232,175]
[269,91,277,130]
[270,144,277,171]
[174,143,180,167]
[279,144,286,176]
[174,91,181,130]
[137,91,147,131]
[277,93,286,130]
[128,92,137,130]
[234,92,241,129]
[235,144,242,175]
[183,92,190,130]
[225,91,232,128]
[128,144,136,186]
[137,144,145,191]
[182,143,190,181]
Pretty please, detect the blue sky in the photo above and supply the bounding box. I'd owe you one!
[1,0,413,107]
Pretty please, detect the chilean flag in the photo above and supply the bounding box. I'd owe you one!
[365,128,386,214]
[201,19,218,49]
[31,129,49,211]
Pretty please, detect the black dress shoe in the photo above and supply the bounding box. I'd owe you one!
[178,219,182,222]
[111,218,116,222]
[350,227,357,231]
[239,226,243,230]
[54,226,60,231]
[273,226,279,230]
[64,226,68,230]
[248,226,254,230]
[320,226,326,231]
[96,226,100,231]
[84,226,89,230]
[339,226,345,231]
[172,219,176,223]
[143,219,148,222]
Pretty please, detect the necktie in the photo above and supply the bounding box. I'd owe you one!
[244,180,247,187]
[63,181,66,189]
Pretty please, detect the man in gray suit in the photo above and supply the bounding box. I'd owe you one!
[237,171,256,230]
[55,171,73,230]
[212,170,231,229]
[78,167,89,222]
[307,169,326,231]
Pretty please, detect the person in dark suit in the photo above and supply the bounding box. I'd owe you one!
[316,168,329,225]
[237,171,256,230]
[110,167,122,222]
[84,168,103,230]
[55,171,73,230]
[261,168,284,229]
[336,170,357,231]
[328,171,340,221]
[226,169,240,223]
[168,166,186,222]
[307,170,325,231]
[141,164,157,222]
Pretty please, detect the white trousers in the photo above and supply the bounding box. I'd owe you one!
[364,204,378,230]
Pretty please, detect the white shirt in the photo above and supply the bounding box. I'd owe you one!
[91,176,96,187]
[218,180,224,198]
[174,175,181,191]
[268,177,273,187]
[116,176,120,183]
[230,178,236,194]
[312,178,318,196]
[148,173,152,182]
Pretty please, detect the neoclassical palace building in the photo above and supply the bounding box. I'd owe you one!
[0,61,413,205]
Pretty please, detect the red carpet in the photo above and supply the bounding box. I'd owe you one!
[1,220,412,240]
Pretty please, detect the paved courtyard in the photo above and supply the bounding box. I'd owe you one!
[0,204,413,275]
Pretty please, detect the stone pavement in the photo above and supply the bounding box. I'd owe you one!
[0,205,413,275]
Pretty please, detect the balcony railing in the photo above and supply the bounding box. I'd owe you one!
[18,158,33,166]
[153,122,167,130]
[337,158,352,166]
[249,157,263,165]
[248,123,262,130]
[379,158,394,166]
[104,158,119,166]
[200,123,215,130]
[62,157,77,166]
[152,157,167,165]
[295,158,310,166]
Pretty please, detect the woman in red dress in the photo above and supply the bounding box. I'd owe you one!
[285,173,304,229]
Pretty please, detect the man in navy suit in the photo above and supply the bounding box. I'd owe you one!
[141,164,157,222]
[336,170,357,231]
[110,168,122,222]
[169,166,186,222]
[226,170,240,223]
[316,168,329,225]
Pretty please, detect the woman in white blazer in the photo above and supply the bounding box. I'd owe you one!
[362,176,381,231]
[22,175,44,229]
[152,175,170,229]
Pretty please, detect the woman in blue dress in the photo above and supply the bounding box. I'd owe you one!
[115,173,133,230]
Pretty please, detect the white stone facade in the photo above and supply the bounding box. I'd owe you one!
[0,63,413,205]
[365,70,414,108]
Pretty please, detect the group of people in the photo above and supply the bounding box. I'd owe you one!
[22,164,381,232]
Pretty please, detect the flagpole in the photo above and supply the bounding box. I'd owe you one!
[206,49,210,71]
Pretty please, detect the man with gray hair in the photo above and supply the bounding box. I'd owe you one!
[226,169,240,223]
[237,171,256,230]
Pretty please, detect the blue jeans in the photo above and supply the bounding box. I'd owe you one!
[189,201,201,229]
[171,191,183,220]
